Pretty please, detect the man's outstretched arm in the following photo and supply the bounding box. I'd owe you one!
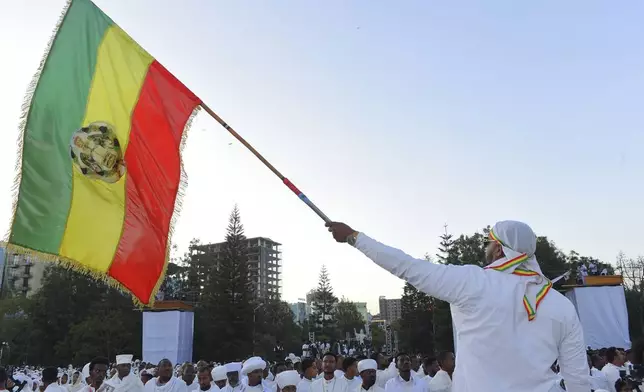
[327,222,482,306]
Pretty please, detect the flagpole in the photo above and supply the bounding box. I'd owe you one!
[199,103,332,224]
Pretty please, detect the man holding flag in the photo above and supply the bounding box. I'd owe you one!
[326,220,589,392]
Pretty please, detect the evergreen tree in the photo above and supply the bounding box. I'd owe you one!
[436,224,459,265]
[400,279,433,353]
[310,265,338,340]
[197,206,255,361]
[432,226,461,352]
[253,298,303,358]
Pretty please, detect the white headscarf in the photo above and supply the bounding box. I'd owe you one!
[484,220,552,320]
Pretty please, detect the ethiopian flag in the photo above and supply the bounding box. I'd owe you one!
[7,0,202,305]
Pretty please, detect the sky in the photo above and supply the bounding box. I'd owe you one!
[1,0,643,313]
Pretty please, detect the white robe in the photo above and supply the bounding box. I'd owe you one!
[144,377,188,392]
[427,370,451,392]
[107,373,145,392]
[78,383,116,392]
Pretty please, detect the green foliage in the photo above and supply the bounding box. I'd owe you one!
[196,206,255,361]
[0,265,141,365]
[400,281,433,353]
[335,299,364,339]
[310,266,338,340]
[369,323,385,351]
[254,299,302,359]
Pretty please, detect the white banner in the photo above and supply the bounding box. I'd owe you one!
[143,311,194,365]
[565,286,631,349]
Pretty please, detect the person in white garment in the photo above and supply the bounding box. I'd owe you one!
[338,359,360,392]
[370,354,394,389]
[80,358,115,392]
[42,368,64,392]
[601,348,626,392]
[107,355,144,392]
[383,354,427,392]
[140,371,154,387]
[82,364,91,386]
[242,358,269,392]
[196,367,213,392]
[588,261,598,276]
[427,352,454,392]
[588,354,610,392]
[420,357,438,385]
[275,371,300,392]
[144,359,188,392]
[70,372,84,392]
[356,360,383,392]
[211,367,228,391]
[310,354,339,392]
[297,359,317,392]
[327,220,590,392]
[223,363,243,392]
[180,365,197,392]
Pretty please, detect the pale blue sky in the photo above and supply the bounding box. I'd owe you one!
[1,1,643,312]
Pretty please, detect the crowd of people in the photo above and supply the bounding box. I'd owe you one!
[3,342,644,392]
[0,350,457,392]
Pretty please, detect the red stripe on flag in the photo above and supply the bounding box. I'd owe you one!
[108,61,201,304]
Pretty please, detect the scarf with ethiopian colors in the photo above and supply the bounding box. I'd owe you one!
[484,220,552,321]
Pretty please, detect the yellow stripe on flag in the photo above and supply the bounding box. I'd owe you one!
[59,25,154,271]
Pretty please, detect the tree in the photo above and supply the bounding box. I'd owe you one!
[310,266,338,340]
[197,206,255,361]
[436,224,459,265]
[369,323,385,351]
[616,253,644,340]
[0,264,141,365]
[400,280,433,354]
[335,299,364,339]
[254,299,302,359]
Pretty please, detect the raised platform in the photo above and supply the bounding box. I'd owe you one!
[560,275,623,289]
[146,300,194,311]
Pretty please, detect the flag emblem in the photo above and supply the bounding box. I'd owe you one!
[69,121,125,183]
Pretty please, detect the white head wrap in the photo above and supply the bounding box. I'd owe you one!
[485,220,551,320]
[116,355,133,365]
[211,366,227,382]
[225,362,242,373]
[242,358,267,375]
[276,370,300,389]
[357,359,377,374]
[82,363,90,381]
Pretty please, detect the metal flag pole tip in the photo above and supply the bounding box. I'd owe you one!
[199,103,332,224]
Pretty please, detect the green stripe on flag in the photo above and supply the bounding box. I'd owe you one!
[10,0,113,253]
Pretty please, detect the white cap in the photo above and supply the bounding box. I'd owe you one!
[357,359,377,373]
[116,355,133,365]
[241,358,266,375]
[276,370,300,389]
[225,362,242,373]
[211,366,227,382]
[292,357,301,364]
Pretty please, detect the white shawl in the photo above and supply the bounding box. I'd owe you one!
[144,377,188,392]
[484,220,552,321]
[106,373,144,392]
